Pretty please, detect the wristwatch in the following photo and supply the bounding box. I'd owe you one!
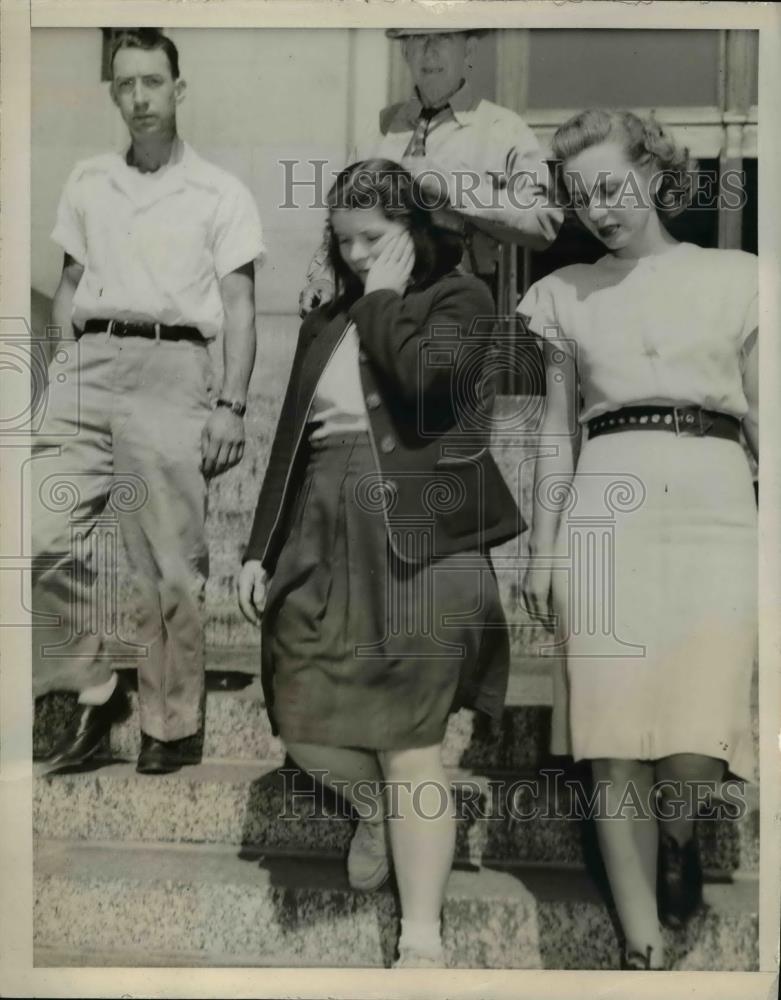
[215,397,247,418]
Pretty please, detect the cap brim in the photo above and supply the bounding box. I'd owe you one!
[385,28,489,39]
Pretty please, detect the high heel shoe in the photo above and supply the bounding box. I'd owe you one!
[658,828,704,928]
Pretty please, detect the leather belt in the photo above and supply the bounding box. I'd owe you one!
[587,405,742,442]
[80,319,205,343]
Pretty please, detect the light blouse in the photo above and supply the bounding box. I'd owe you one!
[308,321,369,438]
[517,242,758,423]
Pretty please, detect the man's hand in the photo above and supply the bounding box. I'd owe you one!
[299,278,335,318]
[201,407,245,478]
[238,560,269,626]
[363,232,415,296]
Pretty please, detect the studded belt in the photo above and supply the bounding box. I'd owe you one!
[587,405,742,442]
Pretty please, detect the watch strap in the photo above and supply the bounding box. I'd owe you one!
[215,397,247,417]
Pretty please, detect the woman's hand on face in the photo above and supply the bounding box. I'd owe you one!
[363,232,415,297]
[521,563,556,632]
[238,560,269,627]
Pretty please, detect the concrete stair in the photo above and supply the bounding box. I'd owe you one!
[34,841,758,970]
[33,672,759,969]
[33,758,759,876]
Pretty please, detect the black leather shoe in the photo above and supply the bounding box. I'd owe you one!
[658,828,704,928]
[46,682,129,773]
[136,733,202,775]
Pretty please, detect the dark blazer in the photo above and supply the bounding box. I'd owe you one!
[244,271,525,570]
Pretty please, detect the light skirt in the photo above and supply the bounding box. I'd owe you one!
[548,430,757,781]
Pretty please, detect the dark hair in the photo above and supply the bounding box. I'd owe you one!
[325,159,464,313]
[110,28,180,80]
[551,109,696,218]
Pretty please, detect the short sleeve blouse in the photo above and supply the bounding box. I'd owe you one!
[517,242,758,422]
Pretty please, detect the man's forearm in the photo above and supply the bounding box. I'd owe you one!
[466,212,557,251]
[221,298,256,403]
[455,176,563,250]
[51,279,77,339]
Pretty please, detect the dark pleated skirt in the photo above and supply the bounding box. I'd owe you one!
[260,432,509,749]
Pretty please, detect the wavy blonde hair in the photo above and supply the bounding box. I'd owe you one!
[551,109,696,218]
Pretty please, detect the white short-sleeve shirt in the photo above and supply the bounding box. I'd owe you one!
[517,242,758,422]
[359,88,545,183]
[51,141,266,339]
[353,83,557,274]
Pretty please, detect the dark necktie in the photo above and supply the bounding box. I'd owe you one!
[403,104,448,158]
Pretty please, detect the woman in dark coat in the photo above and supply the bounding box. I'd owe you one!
[238,159,523,967]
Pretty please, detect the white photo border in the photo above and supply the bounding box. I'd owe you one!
[2,2,779,997]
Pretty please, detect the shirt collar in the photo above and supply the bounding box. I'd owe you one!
[119,135,188,174]
[108,136,191,207]
[405,80,478,126]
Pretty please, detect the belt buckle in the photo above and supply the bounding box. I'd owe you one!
[673,406,705,436]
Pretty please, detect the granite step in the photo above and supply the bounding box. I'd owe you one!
[33,839,758,970]
[33,668,555,770]
[33,760,759,875]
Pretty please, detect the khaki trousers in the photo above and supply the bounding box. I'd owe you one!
[31,331,213,741]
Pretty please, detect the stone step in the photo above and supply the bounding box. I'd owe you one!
[33,760,759,875]
[34,839,758,970]
[33,673,554,770]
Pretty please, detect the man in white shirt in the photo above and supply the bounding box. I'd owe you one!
[33,29,266,774]
[300,28,563,314]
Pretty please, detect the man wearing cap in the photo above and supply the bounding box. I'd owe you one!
[300,28,562,315]
[33,29,265,774]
